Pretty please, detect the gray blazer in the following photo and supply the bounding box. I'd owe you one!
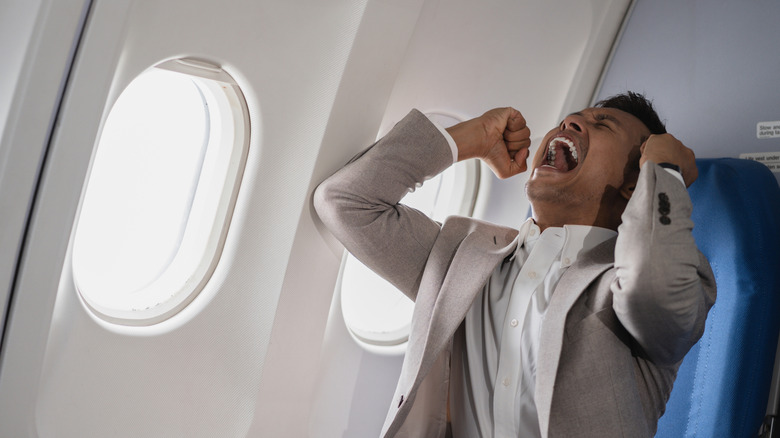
[314,110,716,438]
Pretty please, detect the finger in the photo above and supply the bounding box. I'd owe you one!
[686,165,698,187]
[504,125,531,142]
[499,155,528,178]
[638,138,649,167]
[511,147,530,172]
[682,147,697,187]
[490,161,520,180]
[505,138,532,154]
[640,134,652,153]
[485,141,518,179]
[504,108,527,131]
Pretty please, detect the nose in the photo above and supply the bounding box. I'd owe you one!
[560,115,583,132]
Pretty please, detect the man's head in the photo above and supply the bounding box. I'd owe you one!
[525,91,665,230]
[595,91,666,136]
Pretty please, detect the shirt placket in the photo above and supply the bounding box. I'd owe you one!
[492,231,563,437]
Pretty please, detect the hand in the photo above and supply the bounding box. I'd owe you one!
[446,107,531,179]
[639,133,698,187]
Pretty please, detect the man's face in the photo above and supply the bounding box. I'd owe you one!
[526,107,651,219]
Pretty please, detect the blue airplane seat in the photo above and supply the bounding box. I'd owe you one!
[655,158,780,438]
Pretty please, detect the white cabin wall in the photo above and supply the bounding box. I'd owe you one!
[0,0,90,347]
[247,1,428,435]
[0,0,44,141]
[0,0,426,436]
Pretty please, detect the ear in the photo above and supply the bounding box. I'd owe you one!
[619,173,638,201]
[620,146,643,201]
[619,184,635,200]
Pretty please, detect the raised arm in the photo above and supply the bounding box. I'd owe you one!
[313,108,531,300]
[314,110,450,300]
[612,134,717,366]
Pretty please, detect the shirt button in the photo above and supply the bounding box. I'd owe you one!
[502,377,511,387]
[528,271,538,279]
[510,319,518,327]
[563,257,571,265]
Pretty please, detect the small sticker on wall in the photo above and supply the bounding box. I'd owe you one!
[757,121,780,139]
[740,152,780,173]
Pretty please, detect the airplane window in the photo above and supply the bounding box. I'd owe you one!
[340,113,479,351]
[72,60,249,326]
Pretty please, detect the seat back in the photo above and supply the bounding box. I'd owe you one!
[656,158,780,437]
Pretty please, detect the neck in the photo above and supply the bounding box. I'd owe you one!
[531,201,624,232]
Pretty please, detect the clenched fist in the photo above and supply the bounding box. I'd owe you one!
[446,107,532,179]
[640,134,698,187]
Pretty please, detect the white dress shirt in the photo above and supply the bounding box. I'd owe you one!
[452,220,617,437]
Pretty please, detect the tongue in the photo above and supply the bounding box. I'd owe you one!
[551,145,580,172]
[551,149,571,172]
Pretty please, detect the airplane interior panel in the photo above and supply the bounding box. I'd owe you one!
[596,0,780,182]
[0,0,778,437]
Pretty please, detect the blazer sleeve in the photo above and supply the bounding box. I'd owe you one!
[611,162,717,366]
[313,109,454,301]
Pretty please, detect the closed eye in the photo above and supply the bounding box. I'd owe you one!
[594,113,618,130]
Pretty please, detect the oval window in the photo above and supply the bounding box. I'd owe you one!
[71,59,249,326]
[340,113,479,350]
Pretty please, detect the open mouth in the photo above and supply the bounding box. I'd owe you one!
[543,136,580,172]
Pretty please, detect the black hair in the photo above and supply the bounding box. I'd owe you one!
[595,91,666,135]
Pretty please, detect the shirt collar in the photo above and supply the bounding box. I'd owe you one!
[511,218,616,267]
[559,224,616,267]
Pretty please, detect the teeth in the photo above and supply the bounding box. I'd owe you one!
[547,136,578,164]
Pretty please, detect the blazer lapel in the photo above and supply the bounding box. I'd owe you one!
[535,237,617,437]
[426,231,518,355]
[405,218,524,390]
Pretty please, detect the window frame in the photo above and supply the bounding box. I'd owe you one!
[71,58,250,326]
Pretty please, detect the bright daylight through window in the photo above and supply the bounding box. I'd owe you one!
[72,59,249,326]
[340,113,479,350]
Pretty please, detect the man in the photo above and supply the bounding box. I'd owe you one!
[314,92,716,437]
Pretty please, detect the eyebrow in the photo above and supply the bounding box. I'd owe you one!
[569,111,623,127]
[595,112,622,126]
